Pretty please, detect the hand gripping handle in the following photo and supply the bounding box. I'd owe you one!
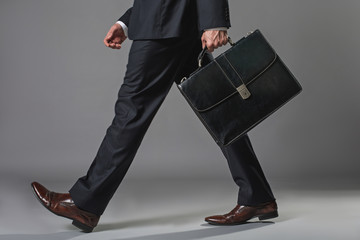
[197,37,234,68]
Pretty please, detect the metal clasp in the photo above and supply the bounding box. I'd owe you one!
[237,84,251,100]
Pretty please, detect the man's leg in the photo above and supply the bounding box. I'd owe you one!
[205,135,277,225]
[220,134,275,206]
[69,37,201,216]
[31,37,202,232]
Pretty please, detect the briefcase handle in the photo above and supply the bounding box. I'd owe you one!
[198,37,235,67]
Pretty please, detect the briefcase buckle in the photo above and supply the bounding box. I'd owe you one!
[237,84,251,100]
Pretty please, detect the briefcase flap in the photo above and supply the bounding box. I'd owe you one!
[179,30,277,112]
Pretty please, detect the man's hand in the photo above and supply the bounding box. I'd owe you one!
[201,30,228,52]
[104,23,127,49]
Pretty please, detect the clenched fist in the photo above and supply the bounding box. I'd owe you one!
[103,23,127,49]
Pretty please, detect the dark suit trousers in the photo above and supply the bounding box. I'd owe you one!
[69,37,275,216]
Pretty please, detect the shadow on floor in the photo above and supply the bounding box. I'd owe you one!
[94,209,217,232]
[93,208,279,232]
[0,222,274,240]
[0,231,82,240]
[114,222,274,240]
[0,210,277,240]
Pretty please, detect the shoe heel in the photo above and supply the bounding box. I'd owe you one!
[258,211,279,221]
[72,220,94,233]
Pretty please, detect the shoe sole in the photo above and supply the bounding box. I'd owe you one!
[205,210,279,226]
[258,210,279,221]
[30,183,94,233]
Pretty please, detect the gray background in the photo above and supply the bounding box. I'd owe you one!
[1,0,360,187]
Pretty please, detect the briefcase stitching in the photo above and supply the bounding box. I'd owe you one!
[196,91,238,112]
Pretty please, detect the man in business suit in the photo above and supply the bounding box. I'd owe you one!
[31,0,277,233]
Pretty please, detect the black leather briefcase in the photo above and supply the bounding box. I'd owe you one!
[177,29,302,146]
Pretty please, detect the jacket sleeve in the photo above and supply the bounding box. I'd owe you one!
[196,0,231,31]
[117,7,133,27]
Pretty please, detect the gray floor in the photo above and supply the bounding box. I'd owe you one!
[0,177,359,240]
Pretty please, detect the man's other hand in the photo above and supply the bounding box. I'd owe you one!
[201,30,228,52]
[104,23,127,49]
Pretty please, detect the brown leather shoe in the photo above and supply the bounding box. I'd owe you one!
[31,182,99,232]
[205,201,278,225]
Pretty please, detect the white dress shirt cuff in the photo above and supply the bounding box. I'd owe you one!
[205,27,228,31]
[115,21,128,37]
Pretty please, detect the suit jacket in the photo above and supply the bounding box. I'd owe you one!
[118,0,231,40]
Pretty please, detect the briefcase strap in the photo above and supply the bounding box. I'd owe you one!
[214,57,252,100]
